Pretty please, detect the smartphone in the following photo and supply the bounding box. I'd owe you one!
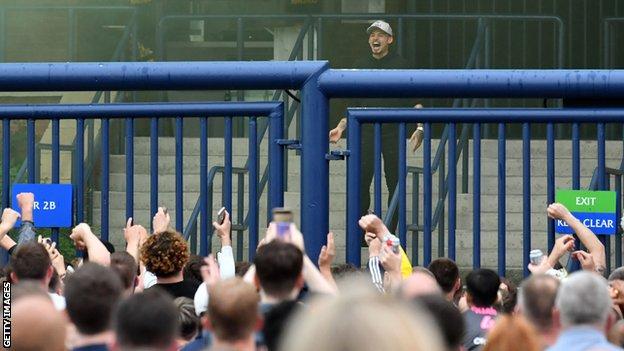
[272,208,293,239]
[217,207,226,225]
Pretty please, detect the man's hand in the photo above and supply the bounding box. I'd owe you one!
[379,244,401,274]
[547,203,574,221]
[264,221,305,253]
[16,192,35,222]
[318,232,335,271]
[0,208,20,234]
[409,105,424,153]
[70,223,94,250]
[38,236,65,277]
[124,218,148,246]
[358,214,389,238]
[212,210,232,247]
[528,257,553,275]
[329,118,346,144]
[152,207,170,233]
[201,254,221,288]
[365,232,381,257]
[547,234,575,267]
[573,250,597,272]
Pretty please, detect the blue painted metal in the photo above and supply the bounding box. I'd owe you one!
[76,119,85,224]
[398,123,407,247]
[523,123,531,277]
[249,117,259,260]
[150,118,158,231]
[346,117,362,265]
[423,123,432,266]
[101,118,110,241]
[27,119,35,183]
[268,110,284,211]
[448,123,457,261]
[616,175,622,268]
[473,123,481,269]
[200,117,208,256]
[175,117,183,232]
[374,123,382,216]
[224,117,233,215]
[125,118,134,221]
[2,119,8,209]
[547,123,555,251]
[498,123,506,277]
[572,123,580,189]
[597,123,607,250]
[51,119,60,243]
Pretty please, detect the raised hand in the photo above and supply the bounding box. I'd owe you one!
[0,208,20,235]
[212,209,232,247]
[318,232,336,270]
[547,203,573,221]
[358,214,389,238]
[152,207,171,233]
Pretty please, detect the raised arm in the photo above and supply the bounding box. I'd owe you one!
[70,223,111,266]
[547,203,606,274]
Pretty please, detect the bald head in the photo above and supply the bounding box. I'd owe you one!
[12,295,66,351]
[400,270,442,299]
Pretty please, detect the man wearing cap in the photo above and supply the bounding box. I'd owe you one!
[329,20,423,234]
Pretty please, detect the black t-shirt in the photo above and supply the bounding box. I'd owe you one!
[461,306,498,351]
[149,279,201,299]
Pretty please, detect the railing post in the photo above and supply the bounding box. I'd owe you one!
[423,123,432,266]
[473,123,481,269]
[27,119,35,184]
[249,117,259,260]
[374,123,382,216]
[547,123,555,251]
[448,123,456,261]
[268,106,284,211]
[200,117,208,256]
[175,116,183,232]
[76,119,85,224]
[125,118,134,222]
[51,119,60,243]
[301,69,328,263]
[497,123,506,277]
[398,123,407,248]
[522,123,531,277]
[101,118,110,241]
[150,117,159,231]
[346,115,362,266]
[2,120,9,209]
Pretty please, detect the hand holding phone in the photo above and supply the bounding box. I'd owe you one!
[217,207,226,225]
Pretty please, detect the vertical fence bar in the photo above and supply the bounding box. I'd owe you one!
[125,118,134,222]
[374,123,382,216]
[498,123,506,277]
[76,119,85,223]
[51,119,60,243]
[175,116,183,232]
[547,123,555,251]
[237,173,244,261]
[597,123,607,251]
[438,147,445,258]
[523,123,531,277]
[101,118,110,241]
[398,123,407,248]
[268,109,284,210]
[346,118,362,265]
[150,117,158,230]
[473,123,481,269]
[448,122,456,261]
[27,119,35,183]
[616,175,622,268]
[249,117,259,260]
[200,117,208,256]
[423,123,432,266]
[2,120,9,209]
[462,133,469,193]
[572,123,580,189]
[412,173,419,265]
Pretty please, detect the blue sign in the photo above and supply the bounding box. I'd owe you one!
[555,190,617,235]
[11,184,73,228]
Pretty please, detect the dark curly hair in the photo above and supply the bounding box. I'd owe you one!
[140,229,189,278]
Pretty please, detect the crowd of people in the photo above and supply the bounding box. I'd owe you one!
[3,191,624,351]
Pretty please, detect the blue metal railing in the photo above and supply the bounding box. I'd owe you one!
[347,108,624,276]
[3,62,624,270]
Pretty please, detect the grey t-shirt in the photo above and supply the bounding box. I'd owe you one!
[462,306,498,351]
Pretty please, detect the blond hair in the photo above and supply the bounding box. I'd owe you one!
[280,278,443,351]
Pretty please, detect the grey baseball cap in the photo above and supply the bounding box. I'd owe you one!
[366,20,393,36]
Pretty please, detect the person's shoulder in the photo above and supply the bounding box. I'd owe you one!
[388,51,411,68]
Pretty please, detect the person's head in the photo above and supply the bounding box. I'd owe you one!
[12,295,66,351]
[498,277,518,314]
[208,278,261,344]
[330,263,361,281]
[114,289,179,350]
[519,274,560,332]
[174,297,200,342]
[281,280,443,351]
[413,295,464,351]
[556,271,613,330]
[9,241,53,285]
[465,269,500,308]
[183,254,206,284]
[609,267,624,281]
[428,258,460,298]
[235,261,252,277]
[399,269,442,299]
[65,263,123,335]
[110,251,138,295]
[140,229,189,278]
[482,315,541,351]
[263,300,300,351]
[366,20,394,58]
[254,241,304,300]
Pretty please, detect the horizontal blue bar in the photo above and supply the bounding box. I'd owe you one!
[0,102,282,119]
[0,62,328,91]
[322,70,624,98]
[348,108,624,124]
[556,212,617,235]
